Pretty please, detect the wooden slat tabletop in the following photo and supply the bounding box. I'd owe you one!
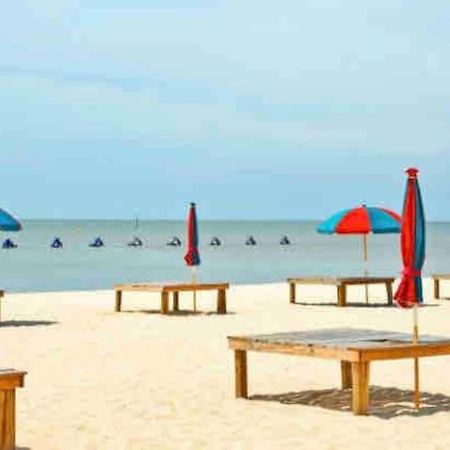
[229,328,450,350]
[287,276,395,285]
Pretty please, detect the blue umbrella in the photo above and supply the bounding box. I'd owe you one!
[0,207,22,232]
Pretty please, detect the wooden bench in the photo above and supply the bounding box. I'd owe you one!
[0,369,26,450]
[432,274,450,299]
[114,282,230,314]
[228,328,450,416]
[287,276,395,307]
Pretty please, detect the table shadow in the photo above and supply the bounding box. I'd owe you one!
[251,386,450,419]
[0,320,57,328]
[120,309,235,316]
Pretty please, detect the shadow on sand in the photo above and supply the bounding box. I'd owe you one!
[291,301,438,308]
[251,386,450,419]
[120,309,235,317]
[0,320,57,328]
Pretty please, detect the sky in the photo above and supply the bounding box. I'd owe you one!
[0,0,449,220]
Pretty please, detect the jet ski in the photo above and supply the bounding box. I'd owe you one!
[50,237,63,249]
[89,237,105,248]
[209,236,222,246]
[280,235,291,245]
[245,236,257,246]
[2,238,17,249]
[127,236,143,247]
[166,236,182,247]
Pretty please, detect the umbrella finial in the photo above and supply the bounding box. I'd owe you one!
[190,202,196,207]
[406,167,419,178]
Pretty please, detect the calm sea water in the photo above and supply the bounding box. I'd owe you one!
[0,220,448,292]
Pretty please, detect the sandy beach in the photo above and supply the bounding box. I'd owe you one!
[1,278,450,449]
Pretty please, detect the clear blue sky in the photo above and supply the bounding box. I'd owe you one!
[1,0,449,220]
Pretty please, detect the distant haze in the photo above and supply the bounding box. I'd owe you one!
[1,1,449,220]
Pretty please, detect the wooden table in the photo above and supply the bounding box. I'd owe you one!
[287,276,395,307]
[228,328,450,415]
[0,369,26,450]
[432,274,450,299]
[114,282,230,314]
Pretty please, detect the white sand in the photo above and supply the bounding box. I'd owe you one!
[2,278,450,449]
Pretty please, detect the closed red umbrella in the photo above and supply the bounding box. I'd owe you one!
[184,203,201,311]
[395,167,426,409]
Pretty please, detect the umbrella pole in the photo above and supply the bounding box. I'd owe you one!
[413,304,420,410]
[192,266,197,313]
[363,234,369,304]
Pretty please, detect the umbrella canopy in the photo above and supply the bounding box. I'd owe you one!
[184,202,201,266]
[395,168,425,308]
[0,207,22,232]
[317,205,401,235]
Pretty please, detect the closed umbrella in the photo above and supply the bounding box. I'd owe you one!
[184,202,201,311]
[394,167,425,409]
[318,205,401,302]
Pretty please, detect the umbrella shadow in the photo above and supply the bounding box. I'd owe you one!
[0,320,57,328]
[251,386,450,419]
[291,302,438,308]
[120,309,235,317]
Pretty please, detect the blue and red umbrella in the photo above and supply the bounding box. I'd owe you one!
[184,202,200,311]
[394,167,425,409]
[318,205,401,303]
[317,205,401,235]
[0,207,22,232]
[394,168,425,308]
[184,202,200,267]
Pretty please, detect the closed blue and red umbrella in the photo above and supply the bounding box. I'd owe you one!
[395,168,425,308]
[184,202,200,267]
[394,167,425,409]
[184,202,200,311]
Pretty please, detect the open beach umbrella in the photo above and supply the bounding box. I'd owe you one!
[394,167,425,409]
[184,202,201,311]
[317,205,401,302]
[0,207,22,319]
[0,207,22,232]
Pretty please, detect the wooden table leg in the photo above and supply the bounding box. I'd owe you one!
[351,361,370,415]
[386,282,393,306]
[341,361,352,389]
[234,350,248,398]
[161,291,169,314]
[0,390,16,450]
[337,285,346,307]
[434,278,440,300]
[115,290,122,312]
[217,289,227,314]
[173,291,179,312]
[289,282,296,304]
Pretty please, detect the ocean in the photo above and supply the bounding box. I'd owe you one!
[0,220,448,292]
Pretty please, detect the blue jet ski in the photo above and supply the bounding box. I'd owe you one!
[2,238,17,249]
[89,237,105,248]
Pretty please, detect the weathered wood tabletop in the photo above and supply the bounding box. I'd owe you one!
[287,276,395,307]
[0,368,26,450]
[228,328,450,415]
[114,281,230,314]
